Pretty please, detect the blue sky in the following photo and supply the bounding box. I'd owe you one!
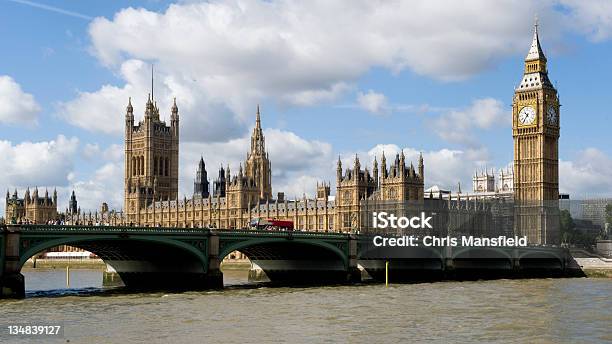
[1,0,611,214]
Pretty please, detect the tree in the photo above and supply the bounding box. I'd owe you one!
[604,203,612,239]
[559,209,576,245]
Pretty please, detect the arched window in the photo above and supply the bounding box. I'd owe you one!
[154,157,158,175]
[165,158,170,177]
[132,157,136,176]
[140,156,144,175]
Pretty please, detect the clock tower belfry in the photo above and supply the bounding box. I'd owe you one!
[512,21,560,245]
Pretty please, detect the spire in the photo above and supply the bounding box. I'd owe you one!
[172,97,178,114]
[199,155,205,169]
[126,97,133,114]
[151,64,154,101]
[250,105,265,155]
[526,17,546,62]
[418,152,424,179]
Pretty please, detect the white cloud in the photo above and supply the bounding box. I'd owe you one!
[60,0,565,136]
[57,59,246,141]
[178,127,333,199]
[81,143,101,160]
[0,136,80,215]
[560,148,612,197]
[560,0,612,41]
[0,135,79,188]
[430,98,509,148]
[69,162,124,213]
[0,75,41,126]
[364,144,488,191]
[357,90,389,115]
[81,143,123,161]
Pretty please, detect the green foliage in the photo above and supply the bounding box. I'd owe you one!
[559,209,598,248]
[560,209,575,233]
[606,203,612,226]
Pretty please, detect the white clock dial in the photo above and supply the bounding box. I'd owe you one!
[518,106,536,125]
[546,105,557,125]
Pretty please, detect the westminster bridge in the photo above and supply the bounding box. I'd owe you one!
[0,224,579,298]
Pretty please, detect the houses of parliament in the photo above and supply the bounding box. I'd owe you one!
[123,97,424,231]
[4,22,560,244]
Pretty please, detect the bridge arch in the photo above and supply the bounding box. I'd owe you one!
[220,237,348,267]
[451,247,513,261]
[518,249,564,271]
[20,236,207,269]
[17,234,211,291]
[219,235,352,285]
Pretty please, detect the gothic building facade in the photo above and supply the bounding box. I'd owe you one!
[124,95,179,223]
[471,167,514,197]
[5,188,58,223]
[122,102,424,231]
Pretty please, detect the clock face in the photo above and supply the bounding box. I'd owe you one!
[546,105,558,125]
[518,106,536,125]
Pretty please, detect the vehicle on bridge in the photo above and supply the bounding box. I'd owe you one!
[249,218,294,231]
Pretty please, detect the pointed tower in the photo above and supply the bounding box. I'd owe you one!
[336,156,343,183]
[373,156,379,188]
[69,190,78,214]
[245,105,272,200]
[213,165,226,197]
[418,152,424,181]
[194,156,210,198]
[123,78,179,224]
[512,20,560,245]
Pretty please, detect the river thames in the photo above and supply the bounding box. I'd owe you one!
[0,269,610,343]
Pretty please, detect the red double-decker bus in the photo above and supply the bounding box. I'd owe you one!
[249,218,294,231]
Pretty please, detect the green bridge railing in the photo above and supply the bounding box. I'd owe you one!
[1,224,351,238]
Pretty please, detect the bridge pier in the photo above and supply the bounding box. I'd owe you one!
[1,226,25,299]
[205,230,223,288]
[347,235,361,282]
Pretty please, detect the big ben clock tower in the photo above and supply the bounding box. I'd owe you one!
[512,22,560,245]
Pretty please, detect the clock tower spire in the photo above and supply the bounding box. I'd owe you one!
[512,20,560,245]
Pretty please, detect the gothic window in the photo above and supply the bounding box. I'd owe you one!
[165,158,170,177]
[154,157,158,175]
[343,191,351,205]
[343,213,351,228]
